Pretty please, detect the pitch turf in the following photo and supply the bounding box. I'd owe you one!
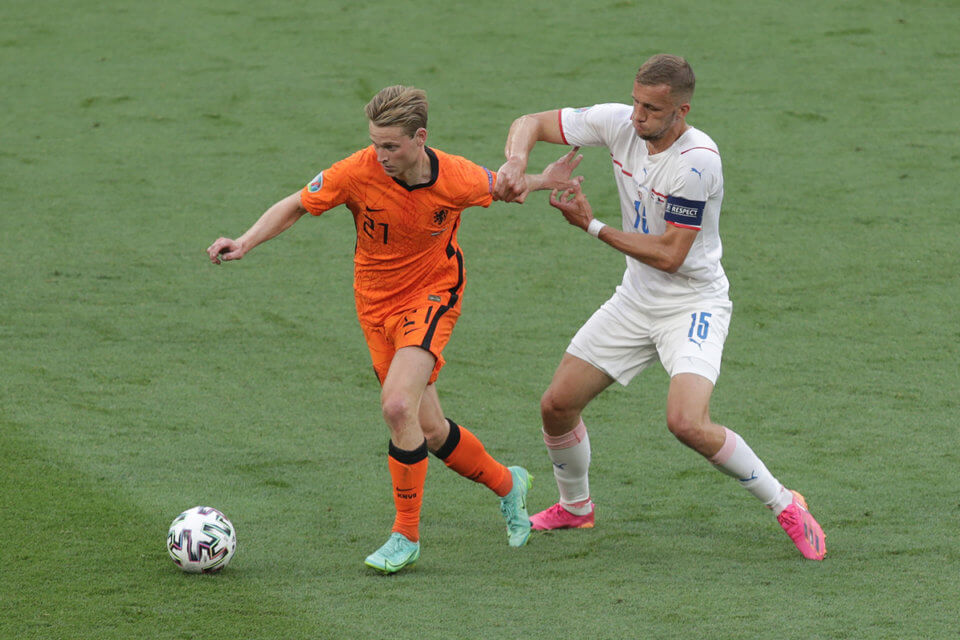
[2,1,959,638]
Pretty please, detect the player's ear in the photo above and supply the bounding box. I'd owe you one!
[414,127,427,146]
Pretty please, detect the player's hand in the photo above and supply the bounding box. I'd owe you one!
[493,157,528,203]
[541,147,584,191]
[549,184,594,231]
[206,237,245,264]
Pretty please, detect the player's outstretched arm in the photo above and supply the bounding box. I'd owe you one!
[495,110,566,202]
[499,147,584,204]
[207,191,307,264]
[526,146,584,194]
[549,185,697,273]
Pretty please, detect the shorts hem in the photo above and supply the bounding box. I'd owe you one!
[565,343,631,387]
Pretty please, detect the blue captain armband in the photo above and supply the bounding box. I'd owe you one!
[483,167,494,195]
[664,196,705,229]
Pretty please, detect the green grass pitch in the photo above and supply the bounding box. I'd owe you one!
[2,1,959,638]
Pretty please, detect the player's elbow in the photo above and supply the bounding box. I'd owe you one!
[514,113,537,131]
[658,236,693,273]
[654,250,686,273]
[624,249,683,273]
[513,112,552,142]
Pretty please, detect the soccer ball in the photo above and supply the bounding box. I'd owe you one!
[167,506,237,573]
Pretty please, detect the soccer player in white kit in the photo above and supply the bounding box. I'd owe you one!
[495,54,826,560]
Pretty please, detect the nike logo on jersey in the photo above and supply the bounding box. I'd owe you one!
[430,228,447,236]
[365,206,385,212]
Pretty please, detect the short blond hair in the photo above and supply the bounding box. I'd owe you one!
[635,54,695,105]
[364,85,428,137]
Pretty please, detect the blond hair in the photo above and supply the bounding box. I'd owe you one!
[635,55,695,105]
[364,85,428,137]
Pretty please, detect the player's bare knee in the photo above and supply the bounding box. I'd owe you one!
[540,387,574,424]
[666,410,704,448]
[381,393,416,429]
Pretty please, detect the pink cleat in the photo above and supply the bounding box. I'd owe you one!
[530,502,595,530]
[777,490,826,560]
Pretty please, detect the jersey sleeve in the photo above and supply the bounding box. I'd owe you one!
[454,158,496,209]
[558,103,633,148]
[664,147,722,230]
[299,150,364,216]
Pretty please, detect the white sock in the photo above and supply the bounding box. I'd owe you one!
[543,419,593,515]
[708,427,793,515]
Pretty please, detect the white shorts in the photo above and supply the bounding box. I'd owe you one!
[566,287,732,386]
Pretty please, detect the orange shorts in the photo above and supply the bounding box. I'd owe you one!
[360,301,461,386]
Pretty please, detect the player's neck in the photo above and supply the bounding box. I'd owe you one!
[397,150,432,185]
[646,122,690,155]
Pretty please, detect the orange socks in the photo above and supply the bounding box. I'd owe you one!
[386,422,511,542]
[388,441,428,542]
[434,419,512,497]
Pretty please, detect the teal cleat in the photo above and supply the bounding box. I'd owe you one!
[364,532,421,574]
[500,466,533,547]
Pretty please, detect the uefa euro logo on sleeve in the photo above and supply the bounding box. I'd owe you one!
[308,172,324,193]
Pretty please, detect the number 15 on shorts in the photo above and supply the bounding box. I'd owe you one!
[688,311,712,342]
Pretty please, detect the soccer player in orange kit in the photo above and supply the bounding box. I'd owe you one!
[207,85,583,573]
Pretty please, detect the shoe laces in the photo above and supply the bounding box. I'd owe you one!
[500,487,524,522]
[500,496,519,521]
[777,505,799,526]
[547,503,567,517]
[383,533,410,554]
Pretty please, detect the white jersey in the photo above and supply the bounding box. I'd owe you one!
[559,103,729,310]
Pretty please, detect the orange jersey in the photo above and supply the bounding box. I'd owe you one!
[300,146,496,323]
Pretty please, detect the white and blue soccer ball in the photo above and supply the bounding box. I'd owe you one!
[167,506,237,573]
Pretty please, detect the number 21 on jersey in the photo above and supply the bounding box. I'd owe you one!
[362,214,389,244]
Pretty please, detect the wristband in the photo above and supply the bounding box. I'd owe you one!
[587,219,607,238]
